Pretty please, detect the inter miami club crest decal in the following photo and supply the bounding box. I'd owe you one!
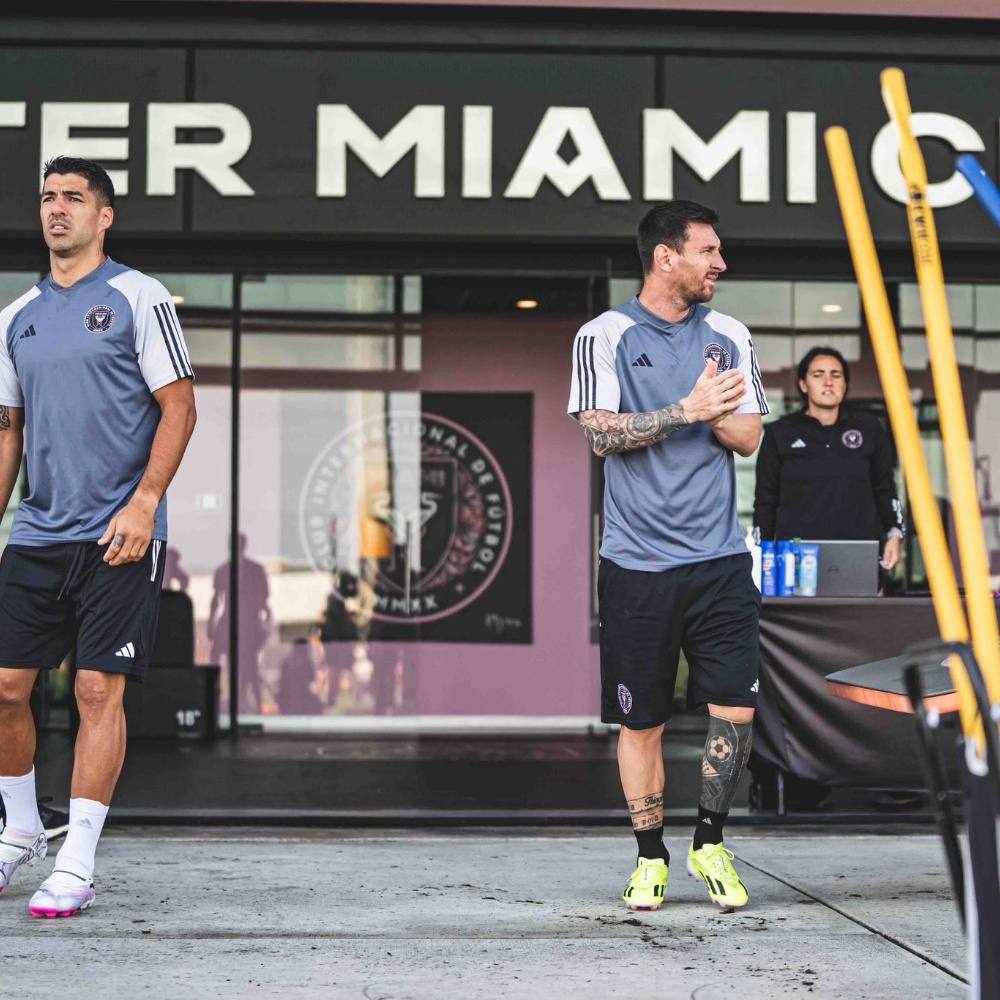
[300,411,513,626]
[617,684,633,714]
[842,429,863,449]
[84,305,115,334]
[703,342,732,372]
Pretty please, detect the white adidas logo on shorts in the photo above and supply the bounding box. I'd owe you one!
[115,642,135,659]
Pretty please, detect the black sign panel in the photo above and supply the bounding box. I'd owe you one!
[0,47,187,233]
[661,55,1000,246]
[2,45,1000,243]
[191,50,655,237]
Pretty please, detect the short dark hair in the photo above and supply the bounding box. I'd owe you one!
[42,156,115,208]
[797,345,850,399]
[637,200,719,275]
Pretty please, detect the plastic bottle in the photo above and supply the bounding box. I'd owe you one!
[777,540,796,596]
[791,537,802,594]
[798,542,820,596]
[744,525,762,591]
[760,541,776,596]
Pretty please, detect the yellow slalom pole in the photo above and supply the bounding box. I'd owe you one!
[881,66,1000,742]
[824,126,978,738]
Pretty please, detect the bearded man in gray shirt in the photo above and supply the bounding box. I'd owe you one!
[569,200,766,913]
[0,156,196,917]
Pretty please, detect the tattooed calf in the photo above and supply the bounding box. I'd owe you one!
[627,791,664,831]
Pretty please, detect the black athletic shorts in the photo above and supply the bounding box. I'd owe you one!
[598,552,760,729]
[0,540,166,682]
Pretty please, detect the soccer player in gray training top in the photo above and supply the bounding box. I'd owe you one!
[568,200,767,912]
[0,156,196,917]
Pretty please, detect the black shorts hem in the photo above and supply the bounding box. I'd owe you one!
[75,661,148,682]
[601,713,672,729]
[0,658,64,671]
[695,696,757,709]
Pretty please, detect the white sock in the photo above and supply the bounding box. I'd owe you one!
[0,768,42,837]
[54,798,109,880]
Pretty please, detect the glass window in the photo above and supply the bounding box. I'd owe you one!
[899,282,974,329]
[609,277,640,306]
[711,280,793,328]
[242,331,398,371]
[402,276,422,315]
[183,324,232,367]
[149,272,233,309]
[165,324,233,732]
[791,332,861,364]
[751,334,795,374]
[0,272,42,304]
[792,282,861,330]
[242,275,396,314]
[974,286,1000,333]
[403,333,421,371]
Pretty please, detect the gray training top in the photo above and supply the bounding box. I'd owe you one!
[0,258,194,546]
[568,297,768,571]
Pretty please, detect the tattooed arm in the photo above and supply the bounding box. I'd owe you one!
[0,404,24,519]
[576,358,747,458]
[577,405,688,458]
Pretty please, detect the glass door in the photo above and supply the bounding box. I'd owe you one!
[234,275,422,726]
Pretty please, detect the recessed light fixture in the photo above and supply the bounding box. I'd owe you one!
[172,295,186,305]
[821,303,842,314]
[516,299,538,310]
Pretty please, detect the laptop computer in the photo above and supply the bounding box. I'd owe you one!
[799,539,880,597]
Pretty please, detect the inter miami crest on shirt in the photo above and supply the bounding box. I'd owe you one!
[84,305,115,334]
[842,429,864,449]
[703,342,732,372]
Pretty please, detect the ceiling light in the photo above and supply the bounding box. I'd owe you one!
[516,299,538,310]
[172,295,186,305]
[821,303,842,314]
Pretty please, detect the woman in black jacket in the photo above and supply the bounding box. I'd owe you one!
[753,345,904,573]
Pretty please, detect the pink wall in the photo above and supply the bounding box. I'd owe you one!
[402,314,602,716]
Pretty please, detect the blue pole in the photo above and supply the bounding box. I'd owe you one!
[957,153,1000,231]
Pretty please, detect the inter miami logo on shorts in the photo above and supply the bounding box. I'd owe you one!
[617,684,633,714]
[842,429,864,449]
[703,342,732,372]
[300,411,512,626]
[84,305,115,334]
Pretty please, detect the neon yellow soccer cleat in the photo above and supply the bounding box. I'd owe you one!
[686,842,749,911]
[622,856,668,911]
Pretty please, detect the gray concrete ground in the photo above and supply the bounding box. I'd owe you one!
[1,827,969,999]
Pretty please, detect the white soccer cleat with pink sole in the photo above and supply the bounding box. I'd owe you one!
[29,871,96,917]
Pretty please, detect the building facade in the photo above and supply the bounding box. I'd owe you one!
[3,2,1000,729]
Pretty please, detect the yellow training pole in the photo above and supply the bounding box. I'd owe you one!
[881,66,1000,736]
[824,126,978,738]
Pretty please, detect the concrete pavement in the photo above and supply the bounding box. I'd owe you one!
[1,827,968,999]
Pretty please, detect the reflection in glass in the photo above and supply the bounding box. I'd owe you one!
[242,332,397,371]
[242,274,396,313]
[711,280,793,328]
[792,282,860,330]
[898,282,974,330]
[148,273,233,309]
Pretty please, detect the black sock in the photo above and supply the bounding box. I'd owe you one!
[634,825,669,864]
[692,806,727,850]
